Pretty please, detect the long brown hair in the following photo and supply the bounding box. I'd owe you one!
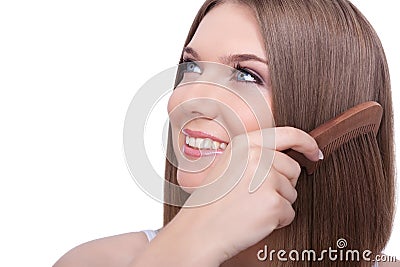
[163,0,396,266]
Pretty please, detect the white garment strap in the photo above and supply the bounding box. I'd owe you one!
[142,229,159,242]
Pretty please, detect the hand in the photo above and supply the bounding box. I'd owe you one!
[172,126,321,264]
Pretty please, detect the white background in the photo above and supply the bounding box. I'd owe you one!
[0,1,398,266]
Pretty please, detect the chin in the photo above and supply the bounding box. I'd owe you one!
[177,170,205,194]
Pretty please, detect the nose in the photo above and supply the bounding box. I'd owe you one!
[168,82,225,122]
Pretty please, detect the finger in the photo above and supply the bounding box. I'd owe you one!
[239,127,321,162]
[276,197,296,229]
[272,152,302,187]
[248,147,274,193]
[274,126,320,162]
[247,148,301,193]
[266,167,298,204]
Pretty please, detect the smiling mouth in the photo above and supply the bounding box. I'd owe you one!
[182,128,229,157]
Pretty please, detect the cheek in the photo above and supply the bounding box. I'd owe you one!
[235,91,274,132]
[167,87,187,115]
[167,92,177,114]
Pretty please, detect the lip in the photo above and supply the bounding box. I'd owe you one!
[182,142,224,158]
[182,128,229,144]
[181,128,228,158]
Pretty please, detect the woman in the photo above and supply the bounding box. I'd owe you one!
[54,0,398,266]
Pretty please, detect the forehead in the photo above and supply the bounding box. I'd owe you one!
[187,3,266,59]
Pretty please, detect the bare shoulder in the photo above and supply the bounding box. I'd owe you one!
[53,231,149,267]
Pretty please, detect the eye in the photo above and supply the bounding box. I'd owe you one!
[237,70,257,83]
[234,63,264,85]
[182,59,202,74]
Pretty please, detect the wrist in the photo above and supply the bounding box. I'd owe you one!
[163,210,226,266]
[130,211,224,267]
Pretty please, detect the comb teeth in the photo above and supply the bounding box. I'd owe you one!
[322,124,375,157]
[284,101,383,175]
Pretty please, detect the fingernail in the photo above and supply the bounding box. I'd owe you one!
[318,149,324,160]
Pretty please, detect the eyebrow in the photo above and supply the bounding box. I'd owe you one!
[183,46,268,65]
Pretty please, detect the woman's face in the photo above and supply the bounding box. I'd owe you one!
[167,3,273,193]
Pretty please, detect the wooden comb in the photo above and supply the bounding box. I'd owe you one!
[284,101,383,175]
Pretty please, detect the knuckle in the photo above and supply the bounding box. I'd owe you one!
[289,126,302,138]
[287,207,296,222]
[293,161,301,176]
[292,189,298,203]
[269,193,284,211]
[282,126,295,138]
[279,207,296,228]
[248,147,262,162]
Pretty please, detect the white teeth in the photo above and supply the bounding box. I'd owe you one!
[195,138,204,148]
[188,137,196,147]
[220,143,227,150]
[203,138,212,149]
[212,141,219,150]
[184,135,228,150]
